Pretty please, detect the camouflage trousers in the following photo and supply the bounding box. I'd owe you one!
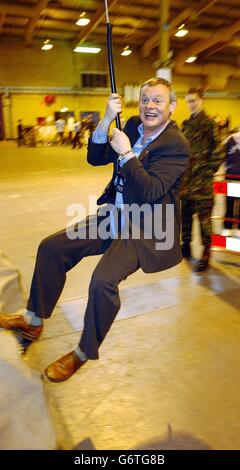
[181,198,214,247]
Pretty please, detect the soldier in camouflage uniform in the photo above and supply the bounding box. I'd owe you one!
[181,88,223,271]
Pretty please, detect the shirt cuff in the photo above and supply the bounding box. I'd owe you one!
[92,127,108,144]
[119,154,136,167]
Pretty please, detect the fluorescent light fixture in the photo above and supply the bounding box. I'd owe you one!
[41,39,53,50]
[175,29,188,37]
[76,11,90,26]
[175,24,188,37]
[121,50,132,56]
[41,44,53,50]
[185,56,197,63]
[60,107,69,112]
[74,46,101,54]
[76,18,90,26]
[121,45,132,56]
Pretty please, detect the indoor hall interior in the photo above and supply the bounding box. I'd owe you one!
[0,142,240,450]
[0,0,240,452]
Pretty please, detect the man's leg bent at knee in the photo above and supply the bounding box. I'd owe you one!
[44,239,140,382]
[0,216,112,349]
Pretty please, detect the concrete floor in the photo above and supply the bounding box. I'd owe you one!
[0,141,240,450]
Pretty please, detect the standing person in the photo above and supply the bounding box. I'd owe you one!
[0,77,189,383]
[67,115,75,143]
[55,117,66,144]
[181,87,222,272]
[72,120,82,149]
[222,129,240,236]
[17,119,24,147]
[87,116,96,136]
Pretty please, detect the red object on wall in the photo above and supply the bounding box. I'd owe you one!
[44,95,56,106]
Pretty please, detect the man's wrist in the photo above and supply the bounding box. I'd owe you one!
[118,150,135,168]
[118,149,133,158]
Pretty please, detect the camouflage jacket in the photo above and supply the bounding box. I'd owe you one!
[181,110,223,200]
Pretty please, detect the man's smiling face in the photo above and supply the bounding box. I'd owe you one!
[139,84,176,135]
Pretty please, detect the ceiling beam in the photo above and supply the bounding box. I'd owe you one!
[36,16,155,32]
[142,0,219,58]
[175,19,240,67]
[25,0,50,44]
[0,3,34,17]
[72,0,119,45]
[0,13,5,36]
[2,26,74,41]
[0,1,239,25]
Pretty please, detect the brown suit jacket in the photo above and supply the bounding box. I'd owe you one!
[87,116,190,272]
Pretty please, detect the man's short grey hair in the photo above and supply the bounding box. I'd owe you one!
[140,77,177,103]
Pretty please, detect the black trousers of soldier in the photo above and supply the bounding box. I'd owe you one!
[181,198,213,247]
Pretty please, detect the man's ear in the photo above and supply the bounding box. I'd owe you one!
[169,101,177,114]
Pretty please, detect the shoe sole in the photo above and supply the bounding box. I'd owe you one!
[15,333,33,355]
[41,371,71,383]
[11,328,40,341]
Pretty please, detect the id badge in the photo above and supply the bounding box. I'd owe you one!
[116,183,123,193]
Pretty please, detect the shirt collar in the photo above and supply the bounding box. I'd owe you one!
[137,121,170,144]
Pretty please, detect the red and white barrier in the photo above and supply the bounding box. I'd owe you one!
[211,234,240,253]
[212,176,240,253]
[213,181,240,198]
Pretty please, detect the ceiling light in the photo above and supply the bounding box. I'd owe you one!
[73,46,101,54]
[41,39,53,51]
[76,11,90,26]
[185,56,197,63]
[175,24,188,38]
[121,46,132,56]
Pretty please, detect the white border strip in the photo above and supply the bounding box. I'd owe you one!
[226,237,240,252]
[227,182,240,198]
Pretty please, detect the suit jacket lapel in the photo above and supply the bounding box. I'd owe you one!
[128,127,140,148]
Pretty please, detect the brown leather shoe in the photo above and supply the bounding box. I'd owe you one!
[0,314,42,341]
[43,351,87,383]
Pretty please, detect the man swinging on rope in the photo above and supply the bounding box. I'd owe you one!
[0,78,189,382]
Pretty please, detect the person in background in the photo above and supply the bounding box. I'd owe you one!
[72,120,82,149]
[55,117,66,145]
[87,116,96,136]
[17,119,24,147]
[181,87,223,272]
[222,128,240,237]
[67,115,75,144]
